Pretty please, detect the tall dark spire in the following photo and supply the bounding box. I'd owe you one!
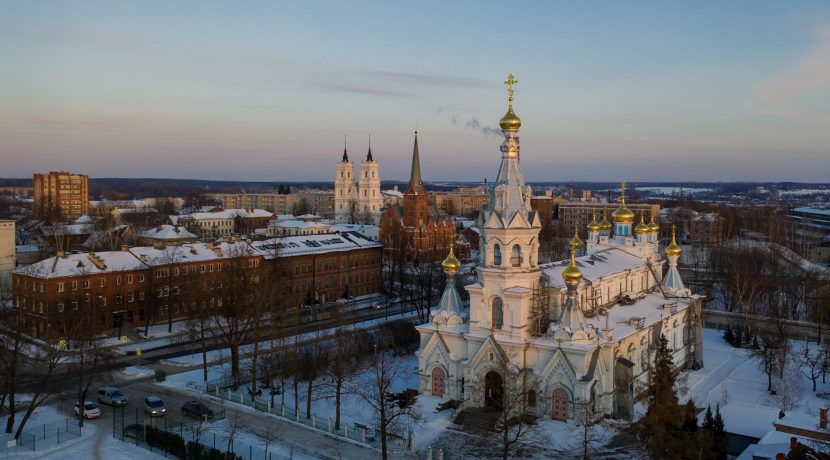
[366,133,373,161]
[342,135,348,162]
[407,131,422,193]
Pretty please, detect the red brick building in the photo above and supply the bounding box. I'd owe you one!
[379,133,461,263]
[13,232,381,340]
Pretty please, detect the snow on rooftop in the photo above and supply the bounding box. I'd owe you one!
[142,224,196,240]
[181,208,274,220]
[541,247,645,287]
[18,232,380,279]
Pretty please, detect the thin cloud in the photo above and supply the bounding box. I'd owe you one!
[464,117,501,137]
[749,20,830,123]
[359,70,488,88]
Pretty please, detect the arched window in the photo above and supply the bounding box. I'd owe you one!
[511,244,522,267]
[493,244,502,266]
[491,297,503,329]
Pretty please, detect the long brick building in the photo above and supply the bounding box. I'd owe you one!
[13,232,381,340]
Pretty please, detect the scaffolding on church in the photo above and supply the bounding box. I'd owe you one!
[584,285,604,318]
[529,272,550,337]
[646,260,670,299]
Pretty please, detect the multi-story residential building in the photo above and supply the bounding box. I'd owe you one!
[689,212,725,246]
[264,219,331,237]
[170,208,274,238]
[0,220,14,299]
[557,202,660,239]
[431,187,490,218]
[33,171,89,221]
[207,191,335,218]
[13,232,382,339]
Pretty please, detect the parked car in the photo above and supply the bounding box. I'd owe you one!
[181,401,214,420]
[143,396,167,416]
[123,423,145,441]
[74,401,101,419]
[97,386,128,406]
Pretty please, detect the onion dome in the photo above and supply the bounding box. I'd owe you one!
[441,242,461,273]
[612,181,635,224]
[562,250,583,284]
[570,229,584,250]
[665,225,682,257]
[648,213,659,233]
[587,210,600,232]
[499,74,522,130]
[600,208,612,232]
[634,214,648,235]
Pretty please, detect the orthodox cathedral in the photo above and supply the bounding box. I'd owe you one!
[334,141,382,224]
[415,75,704,423]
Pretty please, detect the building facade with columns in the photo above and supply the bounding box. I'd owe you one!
[415,76,703,424]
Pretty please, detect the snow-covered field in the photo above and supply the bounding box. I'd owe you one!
[685,328,829,439]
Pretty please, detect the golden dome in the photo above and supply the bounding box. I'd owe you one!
[634,214,648,235]
[665,225,682,257]
[587,210,600,232]
[442,242,461,273]
[562,251,583,284]
[612,181,635,224]
[600,209,612,231]
[570,229,584,250]
[499,73,521,130]
[499,108,522,130]
[648,213,659,233]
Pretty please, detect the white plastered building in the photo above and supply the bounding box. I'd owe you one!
[415,76,704,424]
[334,142,382,224]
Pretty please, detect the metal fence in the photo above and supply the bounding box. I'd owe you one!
[16,417,82,451]
[205,384,414,455]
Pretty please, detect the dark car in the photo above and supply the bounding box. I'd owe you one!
[181,401,214,420]
[123,423,145,441]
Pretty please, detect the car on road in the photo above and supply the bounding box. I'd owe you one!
[74,401,101,419]
[123,423,145,441]
[97,386,128,406]
[181,401,214,420]
[144,396,167,416]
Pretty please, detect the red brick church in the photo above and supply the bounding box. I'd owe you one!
[380,133,467,263]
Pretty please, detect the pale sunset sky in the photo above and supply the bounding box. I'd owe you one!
[1,1,829,182]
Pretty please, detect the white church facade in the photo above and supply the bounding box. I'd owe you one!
[334,141,382,224]
[415,75,704,423]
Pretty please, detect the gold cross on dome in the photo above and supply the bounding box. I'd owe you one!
[504,74,518,103]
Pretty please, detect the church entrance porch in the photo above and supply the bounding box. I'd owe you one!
[484,371,503,409]
[431,368,445,397]
[552,388,568,421]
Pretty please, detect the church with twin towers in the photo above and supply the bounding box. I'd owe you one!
[334,139,382,224]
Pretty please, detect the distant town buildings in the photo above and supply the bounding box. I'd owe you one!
[141,224,197,247]
[557,202,660,239]
[207,191,335,218]
[689,212,725,246]
[170,208,274,238]
[0,220,14,299]
[33,171,89,221]
[431,186,489,218]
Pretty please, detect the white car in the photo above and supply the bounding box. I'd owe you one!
[75,401,101,419]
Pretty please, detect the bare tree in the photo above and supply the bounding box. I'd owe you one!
[324,314,366,430]
[749,333,778,393]
[351,332,419,460]
[802,347,825,392]
[404,261,445,324]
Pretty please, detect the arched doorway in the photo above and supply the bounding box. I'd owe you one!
[484,371,503,409]
[552,388,568,421]
[431,368,446,397]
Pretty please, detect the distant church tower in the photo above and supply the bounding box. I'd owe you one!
[358,141,382,224]
[334,139,356,222]
[334,137,381,224]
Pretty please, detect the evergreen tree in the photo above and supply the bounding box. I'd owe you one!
[712,404,728,459]
[734,327,743,348]
[723,325,734,346]
[632,334,698,459]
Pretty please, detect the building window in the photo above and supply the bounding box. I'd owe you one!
[139,274,145,283]
[491,297,504,330]
[128,292,134,302]
[57,283,65,292]
[57,303,65,313]
[83,280,90,289]
[493,244,502,266]
[71,301,78,310]
[116,276,121,286]
[71,281,78,290]
[511,245,522,267]
[127,275,133,284]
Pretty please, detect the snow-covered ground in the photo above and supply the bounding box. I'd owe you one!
[685,328,830,440]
